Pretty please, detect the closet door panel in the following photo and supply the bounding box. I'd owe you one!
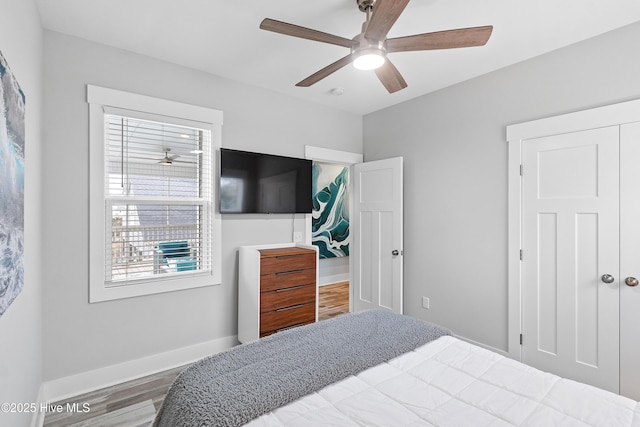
[521,126,620,394]
[620,121,640,400]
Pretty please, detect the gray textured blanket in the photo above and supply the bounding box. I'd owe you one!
[152,310,451,427]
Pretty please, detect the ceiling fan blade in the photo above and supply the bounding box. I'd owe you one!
[364,0,410,41]
[296,55,353,87]
[387,25,493,53]
[168,155,180,161]
[260,18,355,48]
[374,59,407,93]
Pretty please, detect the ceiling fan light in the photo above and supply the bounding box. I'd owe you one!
[352,49,386,70]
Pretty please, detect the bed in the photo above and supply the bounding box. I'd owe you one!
[153,310,640,426]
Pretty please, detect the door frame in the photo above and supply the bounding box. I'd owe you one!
[305,145,363,313]
[506,99,640,369]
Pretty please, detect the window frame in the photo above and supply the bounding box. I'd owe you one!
[88,85,222,302]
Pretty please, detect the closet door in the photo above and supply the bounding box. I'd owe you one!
[620,122,640,400]
[521,126,620,393]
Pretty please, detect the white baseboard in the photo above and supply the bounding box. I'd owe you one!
[40,335,238,407]
[31,384,46,427]
[452,333,510,358]
[318,274,349,286]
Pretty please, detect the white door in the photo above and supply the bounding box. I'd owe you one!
[351,157,403,314]
[521,126,620,393]
[620,121,640,400]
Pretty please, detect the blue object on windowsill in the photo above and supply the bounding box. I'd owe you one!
[154,240,196,273]
[176,257,197,272]
[158,240,190,260]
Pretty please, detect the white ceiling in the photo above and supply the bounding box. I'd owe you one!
[36,0,640,115]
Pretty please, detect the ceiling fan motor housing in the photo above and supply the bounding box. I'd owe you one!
[351,32,387,62]
[357,0,376,13]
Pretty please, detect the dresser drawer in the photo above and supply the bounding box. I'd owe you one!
[260,268,315,292]
[260,252,316,275]
[261,284,316,313]
[260,302,316,335]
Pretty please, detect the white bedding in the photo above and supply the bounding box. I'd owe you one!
[247,336,640,426]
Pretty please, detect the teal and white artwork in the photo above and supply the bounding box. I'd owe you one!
[312,163,349,258]
[0,49,25,317]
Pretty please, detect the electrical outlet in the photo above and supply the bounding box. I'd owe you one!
[422,297,430,310]
[293,232,303,242]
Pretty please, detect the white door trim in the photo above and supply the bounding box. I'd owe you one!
[305,146,363,313]
[507,99,640,369]
[304,146,363,165]
[506,98,640,142]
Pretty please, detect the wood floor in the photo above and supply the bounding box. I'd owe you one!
[318,281,350,321]
[43,282,349,426]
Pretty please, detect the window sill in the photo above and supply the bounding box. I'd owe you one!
[89,272,220,303]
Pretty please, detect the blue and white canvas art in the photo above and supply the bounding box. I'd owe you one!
[312,163,349,259]
[0,50,25,317]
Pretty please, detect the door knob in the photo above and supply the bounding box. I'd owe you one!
[391,250,399,256]
[625,277,639,287]
[601,274,615,284]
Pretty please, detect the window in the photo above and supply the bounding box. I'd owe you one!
[88,86,222,302]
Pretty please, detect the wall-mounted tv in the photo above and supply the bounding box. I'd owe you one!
[219,148,312,214]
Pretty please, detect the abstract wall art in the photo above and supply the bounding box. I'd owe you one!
[312,162,349,259]
[0,49,25,317]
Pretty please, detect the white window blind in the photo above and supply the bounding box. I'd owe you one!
[104,113,212,284]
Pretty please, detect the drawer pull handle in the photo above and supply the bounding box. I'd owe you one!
[275,269,304,276]
[276,322,308,333]
[276,304,304,312]
[275,254,303,259]
[275,285,306,292]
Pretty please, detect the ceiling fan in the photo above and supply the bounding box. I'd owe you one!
[158,148,179,166]
[260,0,493,93]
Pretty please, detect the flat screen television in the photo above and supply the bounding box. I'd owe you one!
[219,148,312,214]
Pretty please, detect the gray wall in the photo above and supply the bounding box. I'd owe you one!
[0,0,44,426]
[364,22,640,351]
[42,31,362,381]
[318,257,349,285]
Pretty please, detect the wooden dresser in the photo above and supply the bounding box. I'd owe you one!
[238,244,318,343]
